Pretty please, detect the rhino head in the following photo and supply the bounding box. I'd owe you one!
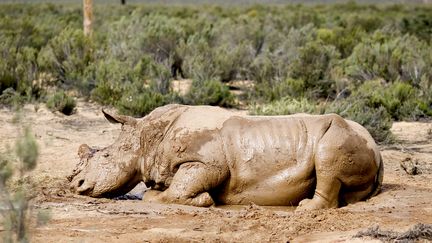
[68,105,184,198]
[68,110,143,198]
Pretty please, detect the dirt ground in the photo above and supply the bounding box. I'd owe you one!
[1,101,431,242]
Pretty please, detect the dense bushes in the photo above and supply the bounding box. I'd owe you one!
[1,3,432,142]
[0,37,39,98]
[38,28,93,92]
[344,33,432,87]
[46,91,76,115]
[183,79,235,107]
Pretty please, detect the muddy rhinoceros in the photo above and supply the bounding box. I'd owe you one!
[69,104,383,210]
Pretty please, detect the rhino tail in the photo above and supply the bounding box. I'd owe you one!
[367,153,384,199]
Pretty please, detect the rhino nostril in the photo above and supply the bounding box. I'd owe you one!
[76,179,94,195]
[78,179,85,187]
[145,180,155,188]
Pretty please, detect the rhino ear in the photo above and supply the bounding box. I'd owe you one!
[102,109,137,126]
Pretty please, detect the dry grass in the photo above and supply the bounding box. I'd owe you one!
[354,224,432,242]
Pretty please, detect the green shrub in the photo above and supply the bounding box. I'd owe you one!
[179,35,221,82]
[90,80,123,106]
[88,59,136,105]
[327,99,394,143]
[344,33,432,87]
[253,78,306,102]
[103,13,187,79]
[249,24,316,85]
[37,28,93,93]
[250,97,322,116]
[147,60,172,95]
[1,124,46,242]
[0,88,26,109]
[182,79,234,107]
[289,40,340,98]
[88,55,172,107]
[0,36,39,98]
[249,25,341,101]
[46,91,76,115]
[353,80,430,121]
[116,83,170,117]
[323,27,366,58]
[418,100,432,117]
[400,12,432,42]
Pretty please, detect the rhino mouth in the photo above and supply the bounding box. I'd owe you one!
[144,180,168,191]
[96,171,143,198]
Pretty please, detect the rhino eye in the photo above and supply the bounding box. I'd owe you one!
[121,143,132,150]
[103,153,110,158]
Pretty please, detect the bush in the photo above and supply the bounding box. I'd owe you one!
[0,88,26,109]
[400,12,432,42]
[180,16,258,82]
[88,59,136,105]
[46,91,76,115]
[289,40,340,98]
[182,79,235,107]
[253,78,306,102]
[250,97,322,115]
[0,37,39,98]
[344,33,432,87]
[116,83,170,117]
[249,25,341,101]
[249,23,316,86]
[327,99,394,143]
[1,124,49,242]
[102,13,187,80]
[37,28,93,93]
[351,80,431,121]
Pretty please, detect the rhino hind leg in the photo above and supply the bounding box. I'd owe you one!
[297,115,378,211]
[297,174,342,211]
[143,162,228,207]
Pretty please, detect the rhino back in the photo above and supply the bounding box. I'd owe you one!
[172,106,236,131]
[216,115,334,205]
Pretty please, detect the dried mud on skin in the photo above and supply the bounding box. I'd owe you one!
[1,102,432,242]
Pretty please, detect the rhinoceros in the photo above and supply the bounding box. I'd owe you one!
[69,104,383,210]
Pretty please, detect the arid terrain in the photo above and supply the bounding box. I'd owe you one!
[1,101,431,242]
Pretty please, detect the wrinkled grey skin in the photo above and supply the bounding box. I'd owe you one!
[69,104,383,210]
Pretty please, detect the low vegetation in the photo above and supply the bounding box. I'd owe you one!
[46,91,76,115]
[0,118,49,242]
[0,2,431,143]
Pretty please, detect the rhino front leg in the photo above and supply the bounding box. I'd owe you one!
[143,162,229,207]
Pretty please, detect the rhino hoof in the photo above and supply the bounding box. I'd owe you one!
[296,198,313,211]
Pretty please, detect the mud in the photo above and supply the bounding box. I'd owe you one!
[1,101,431,242]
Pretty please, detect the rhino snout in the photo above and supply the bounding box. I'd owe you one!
[71,177,95,196]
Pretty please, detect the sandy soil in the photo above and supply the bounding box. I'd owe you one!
[0,101,431,242]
